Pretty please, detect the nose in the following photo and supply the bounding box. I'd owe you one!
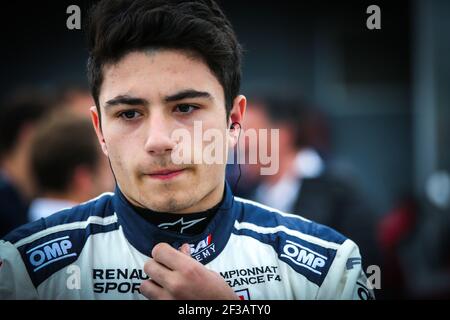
[143,111,176,156]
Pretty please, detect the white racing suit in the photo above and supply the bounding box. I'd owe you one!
[0,182,375,300]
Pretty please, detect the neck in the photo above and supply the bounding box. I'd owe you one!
[178,181,225,214]
[123,184,226,235]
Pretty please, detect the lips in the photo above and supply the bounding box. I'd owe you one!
[147,168,185,180]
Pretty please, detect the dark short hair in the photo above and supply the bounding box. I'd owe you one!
[86,0,242,119]
[30,112,100,194]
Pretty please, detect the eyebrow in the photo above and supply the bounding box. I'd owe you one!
[104,95,149,108]
[104,89,213,109]
[164,89,213,103]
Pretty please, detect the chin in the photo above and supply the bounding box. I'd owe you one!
[143,192,186,212]
[148,200,183,213]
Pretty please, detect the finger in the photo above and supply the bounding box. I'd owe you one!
[152,242,193,270]
[139,279,172,300]
[179,243,191,256]
[143,258,173,288]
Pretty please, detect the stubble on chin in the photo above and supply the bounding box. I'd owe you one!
[138,188,197,213]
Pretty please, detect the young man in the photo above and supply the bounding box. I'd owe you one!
[0,0,374,300]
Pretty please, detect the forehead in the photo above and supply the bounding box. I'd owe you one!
[99,49,224,105]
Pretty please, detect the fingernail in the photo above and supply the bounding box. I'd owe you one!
[180,243,191,256]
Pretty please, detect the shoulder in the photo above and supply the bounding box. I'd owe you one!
[232,197,357,286]
[233,196,347,245]
[3,192,116,244]
[1,192,119,287]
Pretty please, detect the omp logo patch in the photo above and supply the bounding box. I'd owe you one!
[280,240,327,275]
[26,236,77,272]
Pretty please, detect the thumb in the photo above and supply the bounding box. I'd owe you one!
[179,243,191,256]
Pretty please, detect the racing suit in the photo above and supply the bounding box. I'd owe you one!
[0,182,374,299]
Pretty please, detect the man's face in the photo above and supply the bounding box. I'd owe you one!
[92,50,244,213]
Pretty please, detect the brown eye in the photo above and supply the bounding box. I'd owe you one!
[174,104,198,114]
[119,110,141,120]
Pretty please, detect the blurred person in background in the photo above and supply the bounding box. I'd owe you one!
[28,111,115,221]
[55,85,97,119]
[0,90,55,237]
[380,171,450,299]
[239,97,381,271]
[377,193,418,298]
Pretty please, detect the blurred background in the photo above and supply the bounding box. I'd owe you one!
[0,0,449,299]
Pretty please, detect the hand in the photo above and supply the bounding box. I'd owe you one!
[140,242,239,300]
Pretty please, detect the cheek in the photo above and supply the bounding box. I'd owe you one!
[104,124,135,153]
[104,134,136,173]
[197,163,226,184]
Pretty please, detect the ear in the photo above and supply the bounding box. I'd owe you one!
[227,95,246,148]
[90,106,108,156]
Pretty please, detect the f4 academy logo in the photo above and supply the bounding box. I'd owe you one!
[189,234,215,262]
[26,236,76,272]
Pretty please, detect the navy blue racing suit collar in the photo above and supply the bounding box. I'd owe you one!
[112,181,237,264]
